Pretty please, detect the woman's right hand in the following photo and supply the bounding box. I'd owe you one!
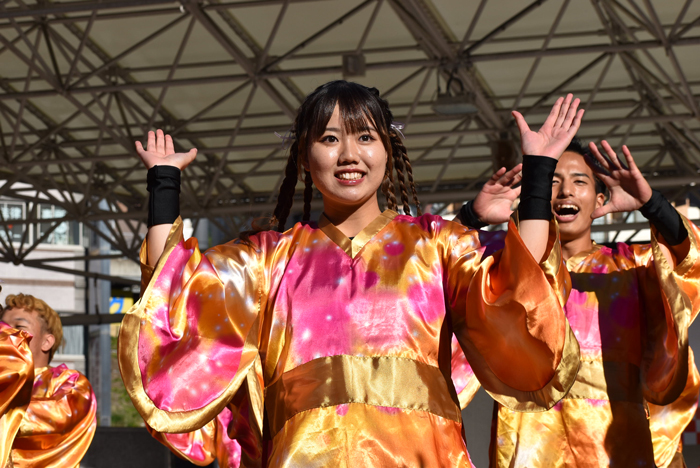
[135,129,197,170]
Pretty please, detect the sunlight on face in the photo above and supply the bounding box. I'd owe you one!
[551,151,606,242]
[2,307,53,367]
[305,105,388,214]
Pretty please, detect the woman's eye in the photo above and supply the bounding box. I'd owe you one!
[359,134,374,142]
[321,135,338,143]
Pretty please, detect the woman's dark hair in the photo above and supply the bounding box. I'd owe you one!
[241,80,422,243]
[565,137,608,198]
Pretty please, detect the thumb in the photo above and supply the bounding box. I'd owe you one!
[590,204,613,220]
[511,111,531,138]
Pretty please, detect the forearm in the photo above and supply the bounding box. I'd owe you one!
[145,165,181,267]
[517,155,557,262]
[147,224,173,267]
[641,190,689,267]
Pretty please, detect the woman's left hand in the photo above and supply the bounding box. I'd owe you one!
[587,140,652,219]
[512,94,584,160]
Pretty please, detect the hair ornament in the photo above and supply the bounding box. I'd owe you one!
[274,129,296,150]
[391,121,405,140]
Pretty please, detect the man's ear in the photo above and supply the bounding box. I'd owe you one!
[41,333,55,354]
[596,192,606,209]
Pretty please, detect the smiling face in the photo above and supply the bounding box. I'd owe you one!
[552,151,606,242]
[303,104,388,214]
[2,307,55,368]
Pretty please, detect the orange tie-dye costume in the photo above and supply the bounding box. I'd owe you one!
[120,211,579,467]
[8,365,97,468]
[490,217,700,467]
[0,322,33,468]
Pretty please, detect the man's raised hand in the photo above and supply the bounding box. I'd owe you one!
[587,140,652,219]
[512,94,584,160]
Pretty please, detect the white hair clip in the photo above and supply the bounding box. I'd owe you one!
[391,121,405,140]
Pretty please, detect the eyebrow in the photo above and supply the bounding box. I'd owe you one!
[324,126,377,132]
[553,171,591,179]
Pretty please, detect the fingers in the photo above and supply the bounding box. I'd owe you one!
[554,94,573,129]
[491,167,507,181]
[591,204,613,220]
[500,163,523,186]
[562,97,581,130]
[512,111,531,138]
[600,140,624,170]
[621,145,640,173]
[165,134,175,155]
[588,141,612,172]
[541,96,564,130]
[569,109,585,135]
[184,148,198,166]
[146,131,156,152]
[156,129,165,155]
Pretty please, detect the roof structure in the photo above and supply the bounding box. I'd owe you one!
[1,0,700,281]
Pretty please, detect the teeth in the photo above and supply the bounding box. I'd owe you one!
[337,172,363,180]
[556,204,579,212]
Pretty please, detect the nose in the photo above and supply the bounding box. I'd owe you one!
[557,178,574,198]
[337,135,361,165]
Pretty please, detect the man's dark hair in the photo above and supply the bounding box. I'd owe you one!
[565,137,608,198]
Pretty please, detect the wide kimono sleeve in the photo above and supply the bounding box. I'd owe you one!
[647,347,700,468]
[11,365,96,468]
[443,217,580,412]
[633,215,700,405]
[148,357,266,468]
[119,217,274,434]
[0,323,33,467]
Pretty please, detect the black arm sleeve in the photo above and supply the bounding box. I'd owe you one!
[518,155,557,221]
[639,190,687,246]
[456,200,488,229]
[147,165,181,227]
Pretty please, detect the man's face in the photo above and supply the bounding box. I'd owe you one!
[2,307,54,366]
[551,151,606,242]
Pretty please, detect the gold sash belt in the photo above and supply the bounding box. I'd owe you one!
[566,360,643,403]
[265,355,462,435]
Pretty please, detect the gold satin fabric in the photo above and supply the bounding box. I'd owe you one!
[0,323,33,468]
[9,365,97,468]
[649,348,700,468]
[119,211,578,467]
[492,215,700,467]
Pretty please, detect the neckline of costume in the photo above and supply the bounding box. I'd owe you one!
[565,241,603,269]
[318,209,398,258]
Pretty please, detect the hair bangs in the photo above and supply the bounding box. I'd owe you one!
[303,82,388,147]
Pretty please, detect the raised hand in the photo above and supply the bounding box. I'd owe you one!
[512,94,584,160]
[587,140,652,219]
[135,129,197,170]
[472,164,522,225]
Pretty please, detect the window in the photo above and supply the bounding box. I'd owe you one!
[38,204,82,246]
[0,201,26,243]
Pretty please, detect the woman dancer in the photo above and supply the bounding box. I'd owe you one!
[119,81,582,467]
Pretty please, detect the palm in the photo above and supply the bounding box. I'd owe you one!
[135,129,197,170]
[513,94,585,160]
[587,141,652,219]
[472,165,522,225]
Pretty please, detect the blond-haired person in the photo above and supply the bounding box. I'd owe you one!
[1,294,96,468]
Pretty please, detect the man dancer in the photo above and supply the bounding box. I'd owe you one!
[1,293,97,468]
[458,136,700,467]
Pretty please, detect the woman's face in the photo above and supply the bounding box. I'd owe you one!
[304,104,388,213]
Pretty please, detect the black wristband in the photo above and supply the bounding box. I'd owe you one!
[518,155,557,221]
[147,165,181,227]
[639,190,687,246]
[457,200,488,229]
